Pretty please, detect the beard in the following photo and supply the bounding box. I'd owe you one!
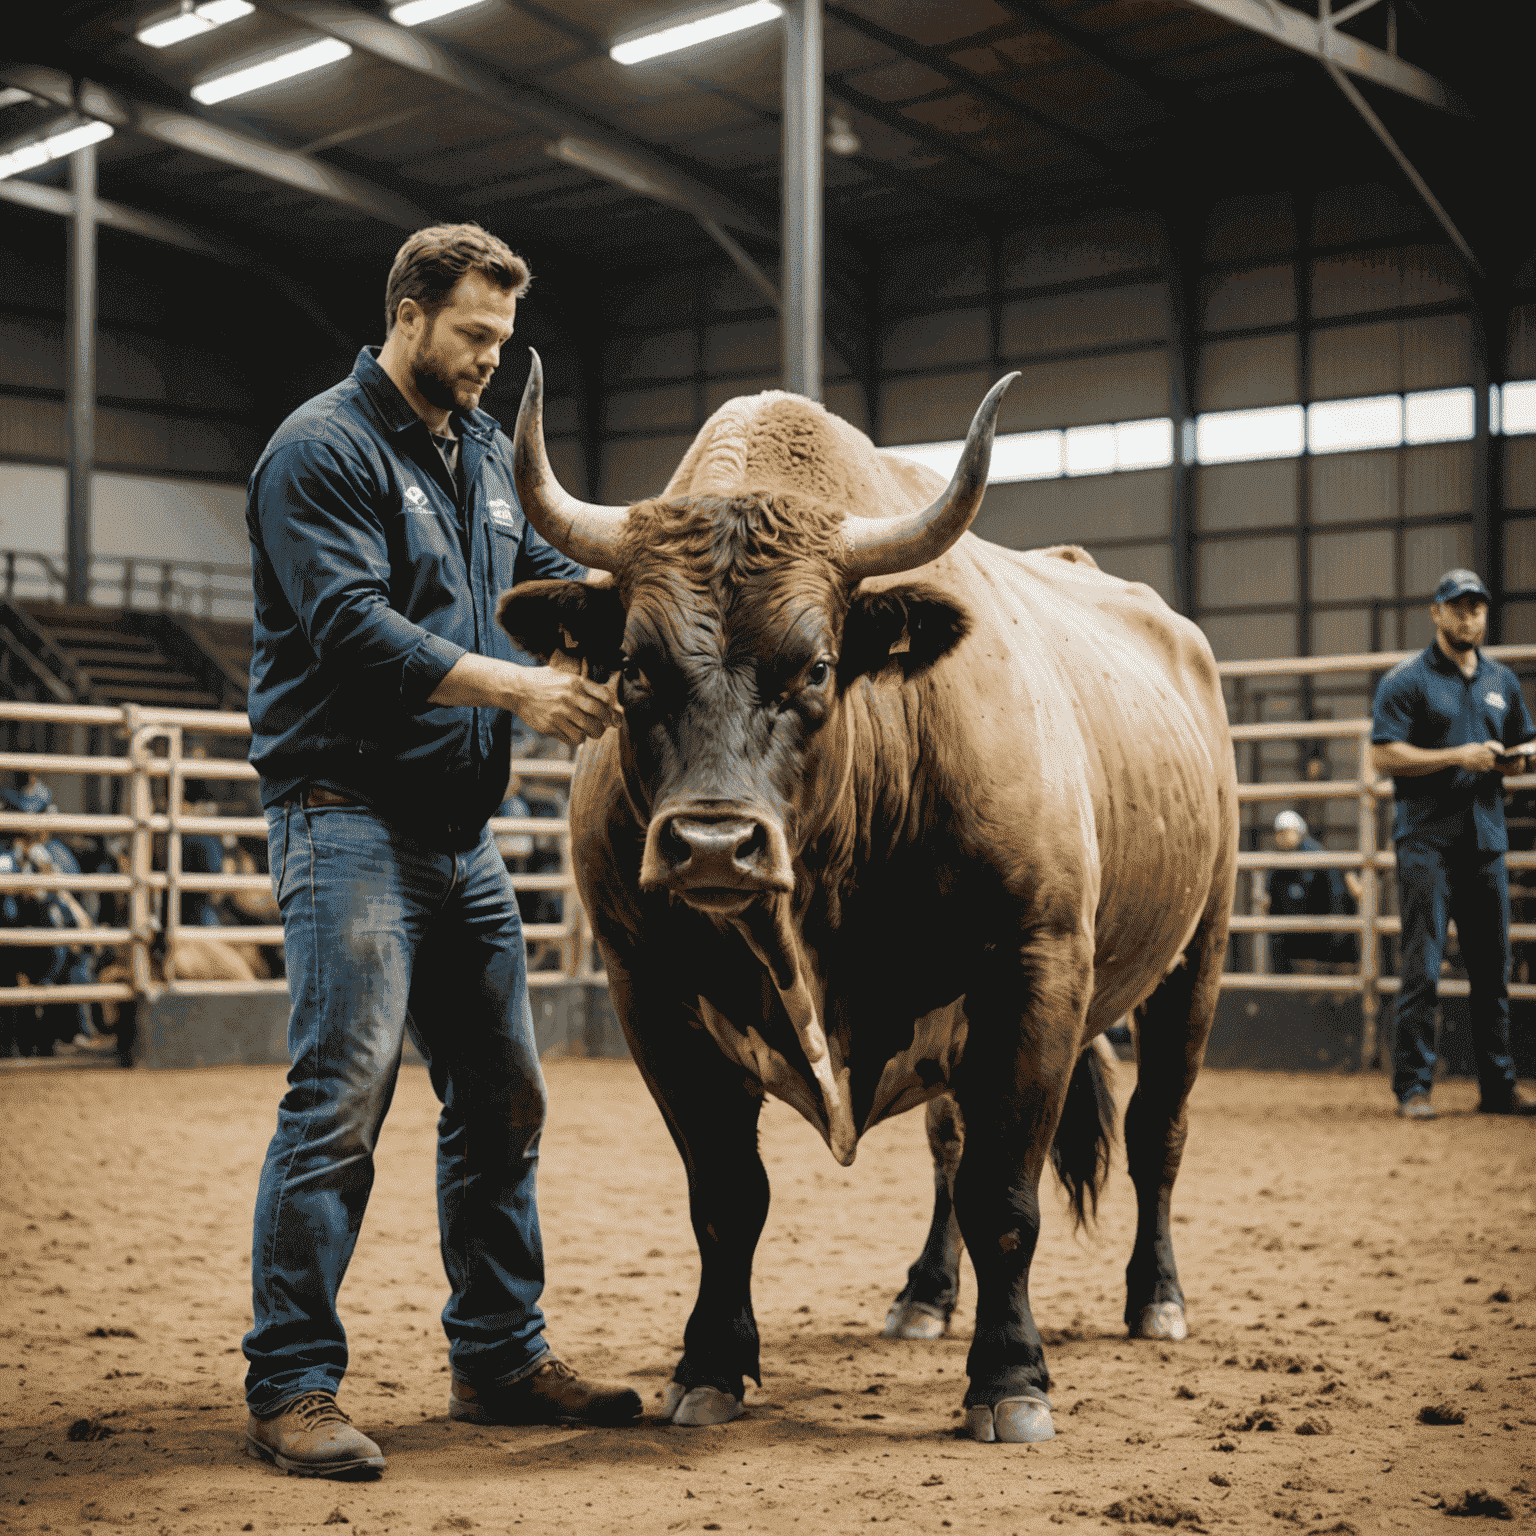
[409,334,486,413]
[1442,630,1479,652]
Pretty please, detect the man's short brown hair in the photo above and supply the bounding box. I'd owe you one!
[384,223,531,335]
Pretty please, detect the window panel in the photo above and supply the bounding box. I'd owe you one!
[600,433,697,502]
[879,369,993,445]
[1088,541,1173,603]
[1197,332,1298,411]
[885,308,989,370]
[1310,321,1402,400]
[1311,607,1374,658]
[1198,611,1297,662]
[1504,517,1536,594]
[1200,264,1296,333]
[1308,450,1397,525]
[1308,395,1402,454]
[1196,459,1298,531]
[1403,523,1472,597]
[1199,535,1297,608]
[1403,442,1473,518]
[1310,528,1394,602]
[1402,312,1472,392]
[605,384,693,433]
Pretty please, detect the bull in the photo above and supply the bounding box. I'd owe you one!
[497,354,1237,1444]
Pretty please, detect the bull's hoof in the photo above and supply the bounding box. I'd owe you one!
[963,1390,1054,1444]
[1131,1301,1188,1341]
[880,1300,948,1340]
[661,1383,744,1427]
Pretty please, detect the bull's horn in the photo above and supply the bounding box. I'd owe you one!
[845,370,1020,580]
[512,349,630,571]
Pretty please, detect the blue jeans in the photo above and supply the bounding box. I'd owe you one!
[1391,841,1517,1105]
[243,802,550,1415]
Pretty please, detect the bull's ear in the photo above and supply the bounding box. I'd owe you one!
[497,580,627,680]
[839,583,970,683]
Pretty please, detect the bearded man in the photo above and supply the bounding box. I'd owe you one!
[241,224,637,1480]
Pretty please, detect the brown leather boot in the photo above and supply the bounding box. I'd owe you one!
[245,1391,385,1478]
[449,1358,642,1426]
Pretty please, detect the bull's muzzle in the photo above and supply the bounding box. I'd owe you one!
[639,807,794,908]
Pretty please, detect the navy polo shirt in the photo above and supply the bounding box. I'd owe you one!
[246,348,584,849]
[1371,643,1535,853]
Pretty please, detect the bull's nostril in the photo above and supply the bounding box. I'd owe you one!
[661,818,693,868]
[734,823,768,867]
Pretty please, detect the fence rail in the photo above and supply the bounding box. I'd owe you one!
[2,550,254,619]
[6,643,1536,1065]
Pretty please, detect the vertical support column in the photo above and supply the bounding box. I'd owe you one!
[65,142,98,607]
[1294,187,1315,726]
[781,0,823,401]
[1357,724,1380,1070]
[1163,208,1199,621]
[576,323,606,503]
[1472,288,1505,639]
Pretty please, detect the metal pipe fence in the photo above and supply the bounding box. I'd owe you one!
[2,550,254,619]
[0,699,596,1010]
[5,643,1536,1068]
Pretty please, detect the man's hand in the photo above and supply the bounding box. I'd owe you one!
[504,665,622,748]
[428,652,621,747]
[1453,740,1501,773]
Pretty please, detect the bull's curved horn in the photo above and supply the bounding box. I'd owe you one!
[845,370,1021,581]
[512,349,630,571]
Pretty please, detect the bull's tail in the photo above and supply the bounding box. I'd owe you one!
[1050,1042,1118,1229]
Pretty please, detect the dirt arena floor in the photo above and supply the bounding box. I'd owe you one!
[2,1060,1533,1535]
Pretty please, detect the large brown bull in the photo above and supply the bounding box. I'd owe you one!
[498,353,1237,1444]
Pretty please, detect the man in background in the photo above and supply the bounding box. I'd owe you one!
[1264,810,1360,973]
[1371,570,1536,1120]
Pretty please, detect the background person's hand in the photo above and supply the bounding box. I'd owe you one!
[1453,740,1501,773]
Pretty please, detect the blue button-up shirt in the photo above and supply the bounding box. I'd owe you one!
[246,348,583,848]
[1371,643,1535,853]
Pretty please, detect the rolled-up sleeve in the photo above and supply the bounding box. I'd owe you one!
[254,438,465,706]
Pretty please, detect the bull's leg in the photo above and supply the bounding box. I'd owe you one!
[951,938,1094,1445]
[882,1094,965,1339]
[606,960,769,1428]
[1122,906,1227,1342]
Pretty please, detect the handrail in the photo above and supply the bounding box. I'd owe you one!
[3,655,1533,1062]
[0,697,591,1010]
[2,549,254,619]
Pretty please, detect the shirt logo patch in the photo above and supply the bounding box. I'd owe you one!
[488,498,516,526]
[403,484,430,510]
[1486,690,1506,711]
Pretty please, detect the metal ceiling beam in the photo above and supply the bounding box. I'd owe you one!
[0,63,432,229]
[257,0,778,242]
[824,2,1127,182]
[826,75,1039,191]
[1179,0,1469,116]
[0,174,358,353]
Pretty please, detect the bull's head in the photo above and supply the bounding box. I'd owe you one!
[497,353,1014,1160]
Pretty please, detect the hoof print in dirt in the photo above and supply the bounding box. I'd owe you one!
[1102,1492,1204,1526]
[964,1391,1054,1444]
[1294,1416,1332,1435]
[1417,1402,1466,1426]
[661,1383,743,1426]
[1441,1489,1513,1520]
[67,1418,116,1442]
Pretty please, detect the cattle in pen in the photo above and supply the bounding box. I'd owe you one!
[496,352,1238,1444]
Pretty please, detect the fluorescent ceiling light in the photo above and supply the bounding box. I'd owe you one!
[0,118,113,181]
[192,37,351,104]
[611,0,782,65]
[391,0,485,24]
[1114,417,1175,471]
[137,0,253,49]
[1064,423,1117,477]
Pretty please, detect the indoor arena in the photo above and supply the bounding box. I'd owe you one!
[2,2,1533,1532]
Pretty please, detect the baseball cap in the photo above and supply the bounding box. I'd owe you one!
[1433,568,1490,605]
[1274,810,1307,836]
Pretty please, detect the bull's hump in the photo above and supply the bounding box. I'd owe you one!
[663,390,942,521]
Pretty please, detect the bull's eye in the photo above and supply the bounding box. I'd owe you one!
[806,660,831,687]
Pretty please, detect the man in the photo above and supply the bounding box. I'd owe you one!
[1371,569,1536,1121]
[242,224,637,1480]
[1264,810,1360,973]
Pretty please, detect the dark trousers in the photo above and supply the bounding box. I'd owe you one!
[1392,841,1517,1105]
